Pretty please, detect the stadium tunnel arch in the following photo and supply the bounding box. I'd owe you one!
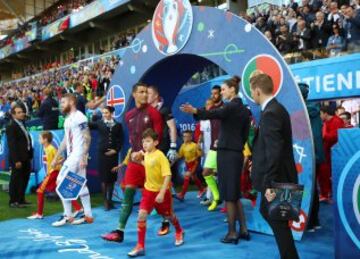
[108,5,314,241]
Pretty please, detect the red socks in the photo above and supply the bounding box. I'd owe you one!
[170,215,183,233]
[37,192,44,215]
[180,176,190,197]
[193,176,204,191]
[71,200,82,211]
[37,193,81,216]
[138,220,146,248]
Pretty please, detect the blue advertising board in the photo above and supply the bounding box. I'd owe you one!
[0,129,101,193]
[42,0,130,41]
[332,128,360,258]
[291,53,360,101]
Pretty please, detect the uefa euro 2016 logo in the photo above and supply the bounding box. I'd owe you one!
[152,0,193,56]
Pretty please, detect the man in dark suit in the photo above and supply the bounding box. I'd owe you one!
[37,87,59,130]
[6,104,33,208]
[249,73,299,259]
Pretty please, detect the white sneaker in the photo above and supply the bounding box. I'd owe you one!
[27,213,44,220]
[73,209,84,218]
[71,215,94,225]
[52,216,74,227]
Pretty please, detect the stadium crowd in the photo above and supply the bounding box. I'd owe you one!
[0,54,120,128]
[241,0,360,57]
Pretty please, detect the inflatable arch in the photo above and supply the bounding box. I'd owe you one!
[108,3,314,240]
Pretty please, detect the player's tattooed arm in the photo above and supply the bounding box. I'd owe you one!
[80,127,92,167]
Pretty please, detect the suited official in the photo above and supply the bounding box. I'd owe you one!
[250,73,299,259]
[6,104,33,208]
[89,106,123,210]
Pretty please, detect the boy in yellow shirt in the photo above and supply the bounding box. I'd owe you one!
[176,130,206,201]
[128,128,184,257]
[27,131,82,219]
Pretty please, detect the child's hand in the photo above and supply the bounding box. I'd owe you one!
[131,151,144,163]
[155,193,164,203]
[111,164,123,173]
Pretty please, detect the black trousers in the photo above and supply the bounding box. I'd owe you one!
[9,160,31,204]
[308,164,320,228]
[260,196,299,259]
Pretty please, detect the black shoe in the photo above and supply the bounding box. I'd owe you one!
[239,232,251,241]
[220,235,239,244]
[19,201,31,206]
[104,201,110,211]
[158,221,170,236]
[9,202,25,208]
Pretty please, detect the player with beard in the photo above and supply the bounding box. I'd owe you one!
[51,94,93,226]
[102,83,163,243]
[147,85,178,236]
[201,85,224,211]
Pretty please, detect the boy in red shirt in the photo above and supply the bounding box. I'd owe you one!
[319,106,344,201]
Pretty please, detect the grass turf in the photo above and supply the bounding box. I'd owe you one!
[0,190,104,222]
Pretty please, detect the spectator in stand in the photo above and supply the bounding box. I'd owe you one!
[293,19,312,50]
[264,30,276,45]
[301,4,316,24]
[287,9,298,32]
[255,17,269,34]
[328,1,342,25]
[74,82,87,114]
[352,0,360,10]
[276,25,293,53]
[344,5,360,51]
[37,87,59,130]
[311,11,332,49]
[288,0,299,12]
[326,24,346,56]
[339,112,354,128]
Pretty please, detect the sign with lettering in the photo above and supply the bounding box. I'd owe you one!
[292,53,360,101]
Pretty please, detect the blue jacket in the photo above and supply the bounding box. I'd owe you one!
[306,102,325,164]
[38,97,59,130]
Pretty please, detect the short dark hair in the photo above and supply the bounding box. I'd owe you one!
[74,82,83,89]
[104,105,115,113]
[340,112,351,120]
[142,128,158,140]
[182,130,193,135]
[320,105,335,116]
[148,85,159,95]
[132,82,148,93]
[41,131,53,143]
[223,76,241,94]
[11,104,24,115]
[212,85,221,91]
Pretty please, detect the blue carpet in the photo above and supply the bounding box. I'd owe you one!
[0,192,334,259]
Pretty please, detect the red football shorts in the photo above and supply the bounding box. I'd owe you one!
[140,189,173,217]
[37,170,59,194]
[124,161,145,187]
[185,160,199,175]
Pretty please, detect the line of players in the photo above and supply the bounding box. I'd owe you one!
[27,82,236,257]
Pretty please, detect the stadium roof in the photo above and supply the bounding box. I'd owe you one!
[0,0,25,21]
